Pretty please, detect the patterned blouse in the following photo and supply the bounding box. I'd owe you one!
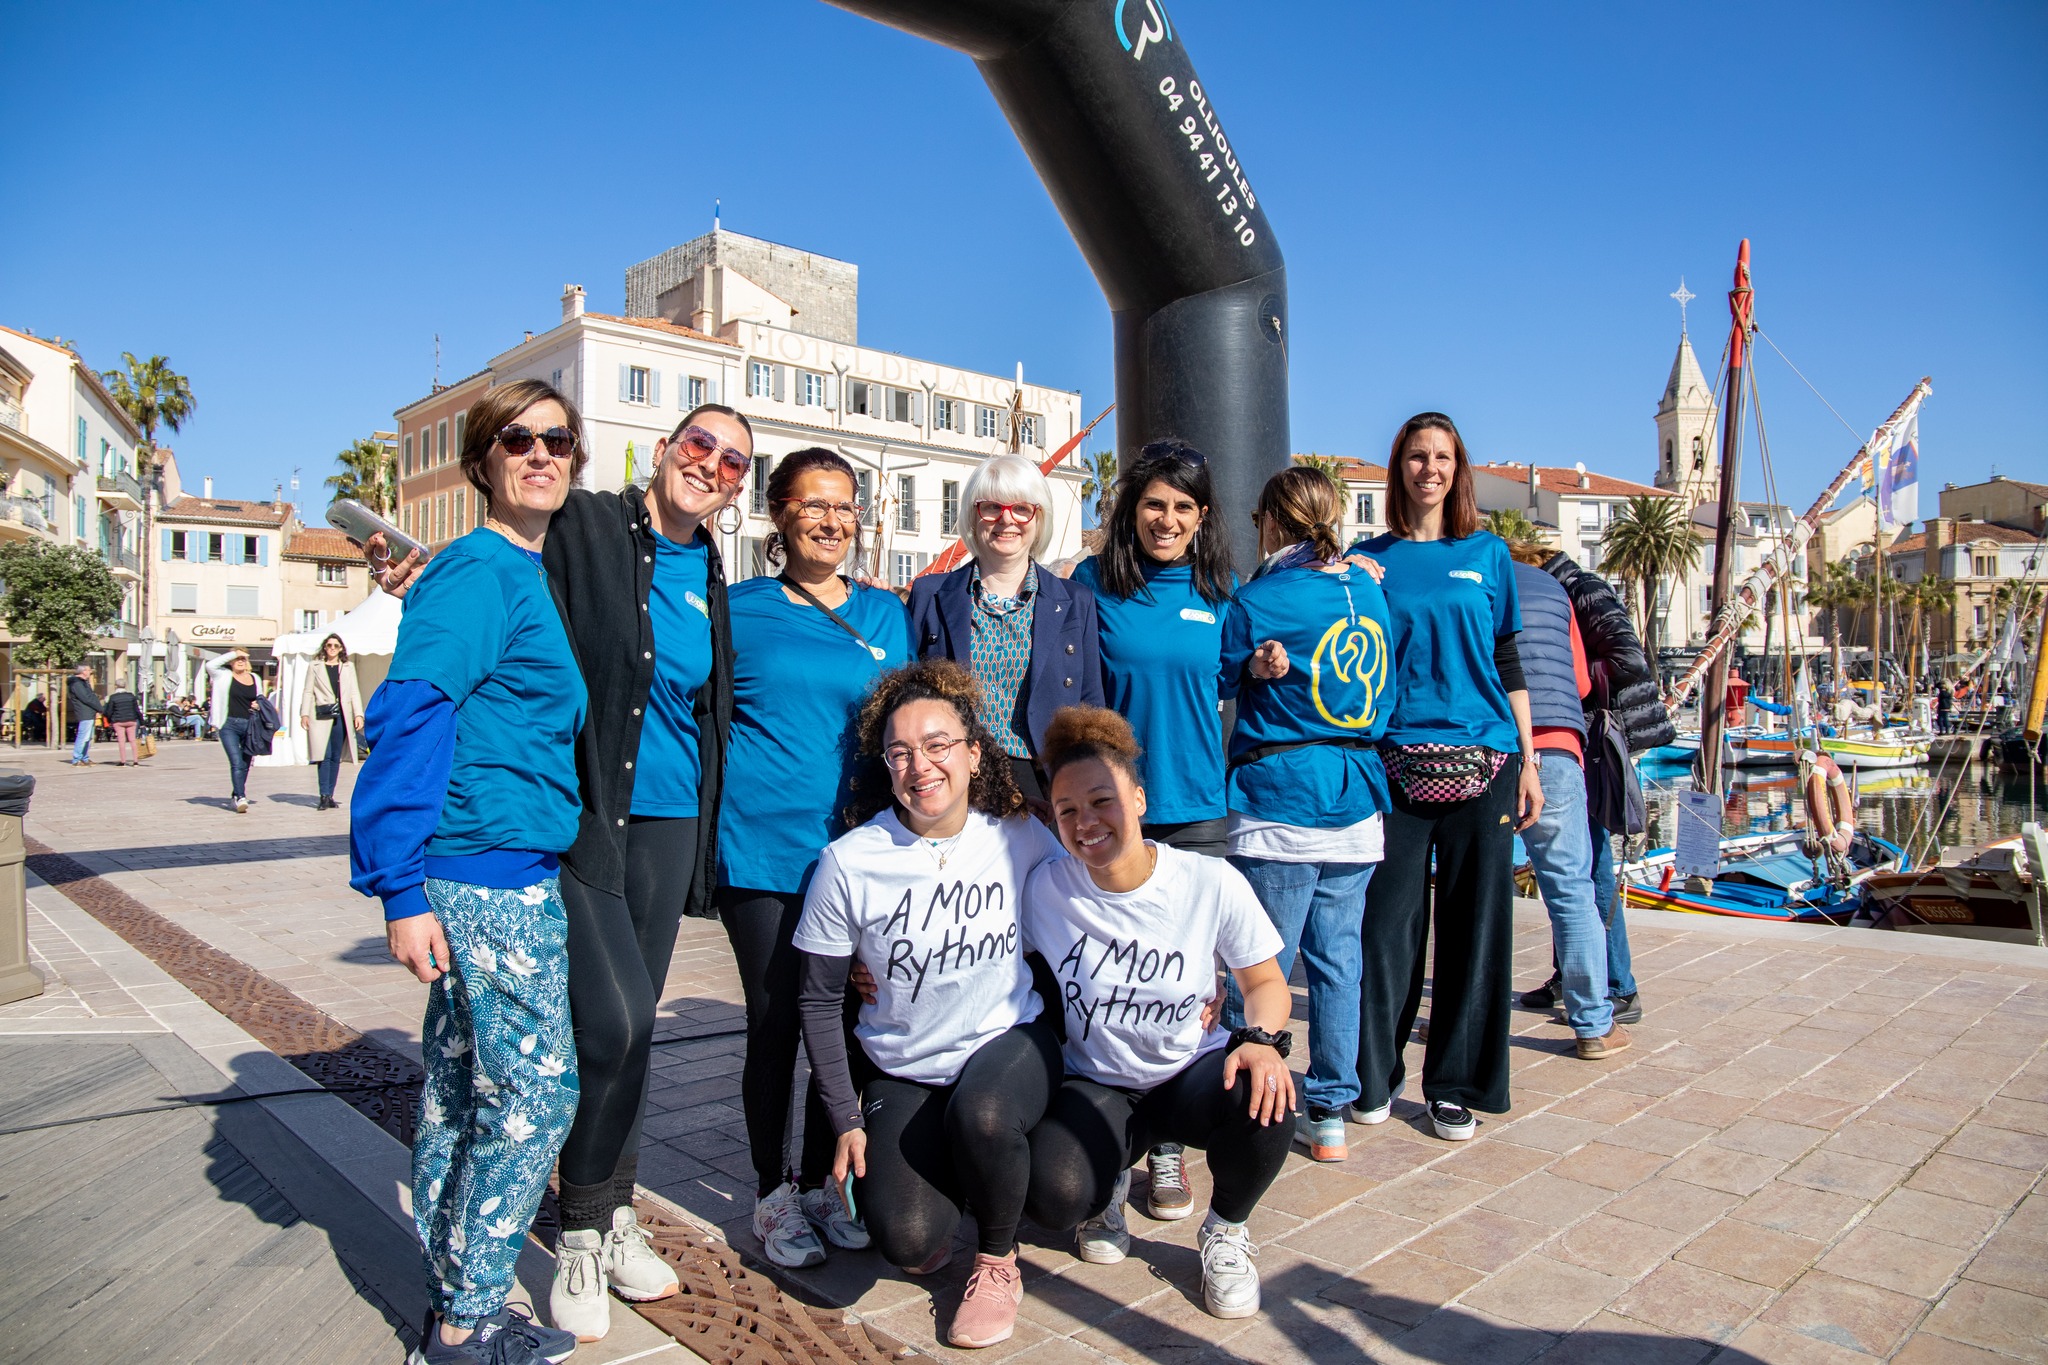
[969,562,1038,759]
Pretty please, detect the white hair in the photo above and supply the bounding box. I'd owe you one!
[961,454,1055,560]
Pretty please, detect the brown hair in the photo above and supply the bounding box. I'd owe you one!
[1386,411,1479,540]
[1505,536,1552,567]
[318,633,349,662]
[459,378,589,516]
[1041,705,1144,784]
[668,403,754,446]
[843,660,1024,826]
[765,447,865,570]
[1256,467,1343,561]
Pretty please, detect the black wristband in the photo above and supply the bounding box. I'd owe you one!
[1228,1026,1292,1059]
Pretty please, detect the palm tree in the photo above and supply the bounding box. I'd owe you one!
[324,438,399,516]
[102,353,195,626]
[1294,453,1349,490]
[1077,449,1117,523]
[1805,560,1862,691]
[1904,576,1956,704]
[1482,507,1543,545]
[1600,494,1701,655]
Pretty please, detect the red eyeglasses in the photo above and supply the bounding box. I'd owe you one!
[975,500,1040,524]
[673,425,749,483]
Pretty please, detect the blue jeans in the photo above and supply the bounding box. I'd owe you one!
[1589,815,1637,996]
[414,877,580,1327]
[71,719,93,762]
[1524,752,1612,1037]
[316,721,346,799]
[1224,856,1372,1114]
[219,717,251,799]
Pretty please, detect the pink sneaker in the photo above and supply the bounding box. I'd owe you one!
[948,1251,1023,1349]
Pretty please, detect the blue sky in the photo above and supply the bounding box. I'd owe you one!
[4,1,2042,510]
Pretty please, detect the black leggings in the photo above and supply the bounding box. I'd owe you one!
[1026,1047,1294,1228]
[717,886,839,1198]
[854,1015,1061,1266]
[1357,758,1520,1115]
[556,816,697,1210]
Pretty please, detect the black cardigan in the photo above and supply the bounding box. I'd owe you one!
[542,485,734,915]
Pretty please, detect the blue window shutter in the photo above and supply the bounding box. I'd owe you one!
[678,374,689,409]
[77,417,86,461]
[161,529,173,561]
[648,369,661,407]
[618,364,629,402]
[226,535,243,565]
[707,378,720,404]
[257,536,268,566]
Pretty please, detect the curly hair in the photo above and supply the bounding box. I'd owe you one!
[843,659,1025,827]
[1041,705,1144,785]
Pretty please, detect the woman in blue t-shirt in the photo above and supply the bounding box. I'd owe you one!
[1221,467,1396,1167]
[1351,412,1543,1146]
[351,379,587,1363]
[1069,440,1238,1218]
[717,447,912,1270]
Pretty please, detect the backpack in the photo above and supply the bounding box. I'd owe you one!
[1585,709,1646,836]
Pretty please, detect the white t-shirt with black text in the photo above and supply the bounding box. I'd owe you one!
[1022,842,1283,1091]
[794,809,1065,1087]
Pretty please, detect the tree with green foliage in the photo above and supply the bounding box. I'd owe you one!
[1482,507,1543,546]
[1077,449,1118,522]
[102,352,195,626]
[0,542,125,667]
[1600,494,1701,655]
[1294,453,1348,491]
[325,437,400,515]
[1805,560,1864,689]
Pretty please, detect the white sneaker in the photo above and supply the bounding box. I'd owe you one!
[550,1226,610,1342]
[752,1182,826,1268]
[1076,1168,1131,1265]
[1347,1082,1402,1126]
[1199,1217,1261,1319]
[603,1205,679,1301]
[798,1184,871,1250]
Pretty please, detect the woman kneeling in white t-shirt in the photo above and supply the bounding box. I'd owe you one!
[794,660,1066,1350]
[1021,706,1298,1321]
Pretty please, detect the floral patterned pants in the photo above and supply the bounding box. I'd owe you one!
[413,877,580,1326]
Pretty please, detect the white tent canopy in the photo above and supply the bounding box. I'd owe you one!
[255,590,402,767]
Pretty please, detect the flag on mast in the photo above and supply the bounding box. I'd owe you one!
[1876,410,1921,530]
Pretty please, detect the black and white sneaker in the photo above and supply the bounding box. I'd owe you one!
[408,1306,570,1364]
[1428,1101,1477,1142]
[1518,973,1561,1009]
[1611,993,1643,1024]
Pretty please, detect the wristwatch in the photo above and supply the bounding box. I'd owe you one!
[1227,1026,1293,1059]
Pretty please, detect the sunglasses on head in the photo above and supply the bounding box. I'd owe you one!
[673,425,750,482]
[497,423,578,458]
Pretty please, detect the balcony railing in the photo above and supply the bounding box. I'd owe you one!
[96,469,145,508]
[0,402,21,432]
[0,496,52,534]
[98,620,141,643]
[102,543,141,575]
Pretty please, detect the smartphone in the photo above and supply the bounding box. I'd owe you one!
[838,1170,859,1223]
[326,499,429,568]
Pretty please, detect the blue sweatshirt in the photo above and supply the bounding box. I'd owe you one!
[1350,531,1521,753]
[349,530,587,920]
[1222,561,1395,829]
[1073,556,1236,824]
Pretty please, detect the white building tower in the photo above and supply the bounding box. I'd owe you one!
[1652,282,1721,512]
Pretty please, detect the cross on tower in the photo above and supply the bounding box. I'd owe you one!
[1670,278,1696,332]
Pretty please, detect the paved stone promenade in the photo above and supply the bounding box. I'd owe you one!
[5,738,2047,1364]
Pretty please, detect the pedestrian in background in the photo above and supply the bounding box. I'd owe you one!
[103,680,144,766]
[908,452,1103,810]
[300,633,366,810]
[206,650,267,812]
[65,664,102,766]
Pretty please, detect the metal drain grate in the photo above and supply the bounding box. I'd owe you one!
[26,838,913,1365]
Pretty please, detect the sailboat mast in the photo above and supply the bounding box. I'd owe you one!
[1697,240,1755,796]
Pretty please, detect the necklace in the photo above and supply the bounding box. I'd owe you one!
[922,829,967,870]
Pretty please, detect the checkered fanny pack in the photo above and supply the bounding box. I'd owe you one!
[1380,743,1509,805]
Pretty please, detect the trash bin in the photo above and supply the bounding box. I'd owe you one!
[0,771,41,1006]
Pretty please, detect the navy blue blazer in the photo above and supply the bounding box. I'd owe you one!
[907,561,1104,757]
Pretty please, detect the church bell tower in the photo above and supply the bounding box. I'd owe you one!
[1654,281,1720,510]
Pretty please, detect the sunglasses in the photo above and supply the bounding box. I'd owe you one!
[497,424,578,458]
[673,425,749,483]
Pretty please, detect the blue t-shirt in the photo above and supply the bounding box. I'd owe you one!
[632,532,712,817]
[1073,556,1235,824]
[385,528,588,857]
[1222,562,1395,828]
[720,577,912,893]
[1351,531,1521,752]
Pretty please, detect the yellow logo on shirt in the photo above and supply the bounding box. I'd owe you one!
[1310,614,1389,730]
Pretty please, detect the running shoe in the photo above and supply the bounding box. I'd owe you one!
[798,1184,871,1250]
[1146,1143,1194,1220]
[1295,1106,1348,1162]
[1076,1168,1131,1264]
[549,1228,609,1342]
[603,1206,680,1300]
[752,1182,826,1268]
[948,1252,1023,1348]
[1198,1218,1261,1319]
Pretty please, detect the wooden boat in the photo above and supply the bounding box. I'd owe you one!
[1927,733,1977,764]
[1734,730,1930,771]
[1622,829,1906,923]
[1859,826,2046,946]
[1647,731,1701,764]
